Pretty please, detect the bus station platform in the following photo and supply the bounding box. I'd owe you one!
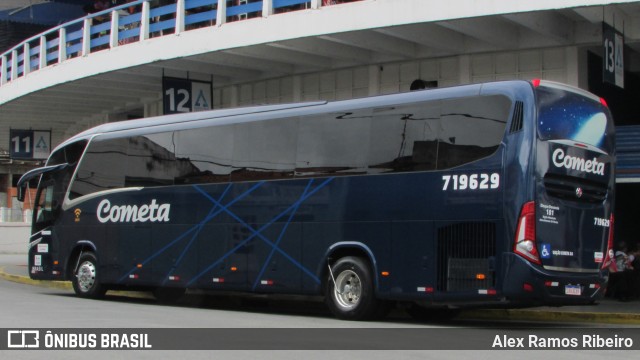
[1,253,638,325]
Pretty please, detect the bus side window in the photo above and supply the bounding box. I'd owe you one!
[437,95,510,169]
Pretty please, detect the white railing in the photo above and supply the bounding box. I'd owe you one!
[0,207,32,223]
[0,0,362,87]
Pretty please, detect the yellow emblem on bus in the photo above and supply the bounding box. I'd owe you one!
[74,208,82,223]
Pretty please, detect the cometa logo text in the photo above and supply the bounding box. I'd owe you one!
[97,199,171,223]
[551,148,605,176]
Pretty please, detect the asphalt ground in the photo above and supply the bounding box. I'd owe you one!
[1,254,639,325]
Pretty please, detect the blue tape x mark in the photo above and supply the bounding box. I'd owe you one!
[118,177,333,289]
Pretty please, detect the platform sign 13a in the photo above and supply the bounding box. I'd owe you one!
[10,129,51,160]
[602,22,624,89]
[163,77,212,114]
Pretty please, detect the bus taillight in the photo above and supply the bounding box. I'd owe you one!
[514,201,541,265]
[600,97,608,107]
[601,214,615,270]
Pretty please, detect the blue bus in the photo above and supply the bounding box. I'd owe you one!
[18,80,615,320]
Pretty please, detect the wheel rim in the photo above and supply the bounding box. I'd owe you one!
[333,269,362,310]
[76,260,96,293]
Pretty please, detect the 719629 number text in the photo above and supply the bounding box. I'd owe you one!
[442,173,500,191]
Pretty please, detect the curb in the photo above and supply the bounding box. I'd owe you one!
[0,266,153,299]
[459,308,640,325]
[0,266,72,291]
[2,266,638,324]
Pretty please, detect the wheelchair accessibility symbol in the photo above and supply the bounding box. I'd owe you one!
[541,243,551,259]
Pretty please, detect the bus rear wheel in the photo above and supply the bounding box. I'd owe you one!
[72,252,106,298]
[325,256,384,320]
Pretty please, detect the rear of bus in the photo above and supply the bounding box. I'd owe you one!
[504,80,615,305]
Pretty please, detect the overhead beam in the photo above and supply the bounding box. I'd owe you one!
[148,58,262,81]
[268,37,373,65]
[503,11,573,44]
[320,31,418,59]
[437,17,520,50]
[375,23,467,53]
[191,52,295,75]
[224,46,331,71]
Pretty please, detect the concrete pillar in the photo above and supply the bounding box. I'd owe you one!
[565,46,578,87]
[216,0,227,26]
[1,55,7,85]
[23,43,31,76]
[140,1,150,40]
[263,0,273,17]
[230,85,239,107]
[59,28,67,62]
[110,10,120,48]
[38,36,47,70]
[175,0,185,34]
[10,50,18,80]
[458,55,471,85]
[292,75,302,102]
[368,65,380,96]
[82,19,91,56]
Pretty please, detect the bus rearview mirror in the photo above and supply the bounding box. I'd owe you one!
[17,182,27,202]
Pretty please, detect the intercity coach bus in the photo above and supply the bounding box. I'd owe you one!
[18,80,615,320]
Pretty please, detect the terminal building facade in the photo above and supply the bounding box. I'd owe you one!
[0,0,639,241]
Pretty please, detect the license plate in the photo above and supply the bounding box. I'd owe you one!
[565,285,581,296]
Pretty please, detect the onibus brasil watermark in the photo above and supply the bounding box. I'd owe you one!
[6,330,151,350]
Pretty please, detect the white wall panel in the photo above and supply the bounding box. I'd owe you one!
[419,59,439,80]
[470,48,568,84]
[543,48,565,70]
[518,50,541,72]
[495,53,517,74]
[213,48,571,110]
[472,55,494,76]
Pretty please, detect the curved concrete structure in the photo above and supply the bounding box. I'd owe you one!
[1,1,639,131]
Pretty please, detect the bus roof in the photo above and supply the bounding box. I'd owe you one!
[62,101,326,145]
[55,80,543,153]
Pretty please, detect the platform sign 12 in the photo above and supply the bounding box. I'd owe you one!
[9,129,51,160]
[163,77,213,115]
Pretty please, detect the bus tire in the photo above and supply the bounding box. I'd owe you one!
[325,256,383,321]
[72,252,106,298]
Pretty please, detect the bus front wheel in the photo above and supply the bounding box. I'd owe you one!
[72,252,106,298]
[325,256,384,320]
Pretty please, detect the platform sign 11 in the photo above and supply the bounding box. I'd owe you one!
[10,129,51,160]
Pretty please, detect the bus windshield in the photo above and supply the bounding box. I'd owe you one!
[536,85,613,153]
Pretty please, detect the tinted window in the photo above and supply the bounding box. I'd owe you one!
[369,102,440,173]
[70,137,128,199]
[368,95,509,172]
[126,133,181,187]
[437,96,509,169]
[296,110,371,177]
[47,140,87,166]
[174,125,234,184]
[537,86,613,152]
[232,118,298,181]
[69,95,511,199]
